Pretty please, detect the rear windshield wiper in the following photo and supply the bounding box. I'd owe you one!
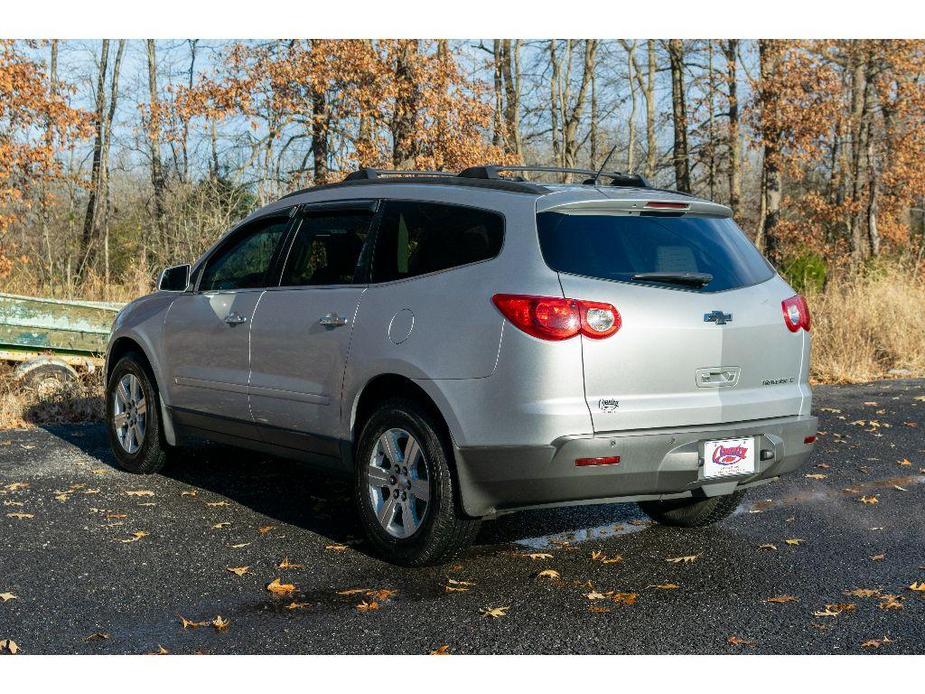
[631,271,714,287]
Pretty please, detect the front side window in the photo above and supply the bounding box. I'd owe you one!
[371,201,504,283]
[199,216,290,291]
[280,210,374,287]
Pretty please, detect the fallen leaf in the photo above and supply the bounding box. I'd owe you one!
[84,632,110,642]
[526,552,553,560]
[785,538,805,546]
[861,635,893,649]
[648,583,680,590]
[536,569,561,581]
[814,603,856,617]
[0,639,19,654]
[908,582,925,592]
[430,645,450,655]
[118,531,149,543]
[125,490,154,497]
[898,458,912,466]
[366,588,398,601]
[666,554,700,564]
[266,578,297,596]
[3,482,28,491]
[869,554,885,561]
[479,606,510,618]
[588,605,612,613]
[845,588,881,598]
[878,596,903,611]
[181,490,198,496]
[0,592,17,602]
[766,595,799,603]
[277,557,303,569]
[5,512,33,520]
[355,600,379,612]
[229,543,251,549]
[894,485,909,492]
[211,615,230,630]
[286,601,311,610]
[859,495,879,505]
[816,463,831,469]
[206,501,228,507]
[337,588,371,596]
[804,473,828,480]
[585,590,609,600]
[444,578,475,592]
[727,635,756,647]
[211,522,231,529]
[226,566,250,577]
[148,644,169,655]
[179,615,209,629]
[611,592,638,605]
[758,543,778,551]
[106,513,127,520]
[257,525,275,535]
[325,543,349,552]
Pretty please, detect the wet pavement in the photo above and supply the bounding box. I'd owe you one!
[1,379,924,654]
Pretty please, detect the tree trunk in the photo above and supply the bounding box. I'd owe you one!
[312,87,329,183]
[590,50,598,167]
[549,40,561,168]
[723,40,741,217]
[707,41,717,200]
[644,40,657,179]
[492,40,504,147]
[80,40,111,269]
[757,40,782,262]
[391,40,419,167]
[667,39,691,192]
[562,40,597,172]
[626,42,637,174]
[500,39,522,158]
[146,39,166,260]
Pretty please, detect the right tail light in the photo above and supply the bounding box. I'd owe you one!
[782,295,811,332]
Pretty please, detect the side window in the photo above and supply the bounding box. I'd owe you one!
[280,210,374,287]
[199,216,290,291]
[371,201,504,283]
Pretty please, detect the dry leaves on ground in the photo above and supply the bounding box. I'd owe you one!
[666,554,700,564]
[356,600,379,612]
[758,543,778,551]
[277,557,303,569]
[591,551,623,564]
[536,569,561,581]
[480,606,510,618]
[860,495,879,505]
[727,635,756,647]
[0,639,19,654]
[647,583,680,590]
[118,531,148,543]
[908,582,925,592]
[325,543,349,552]
[861,636,893,649]
[785,539,805,546]
[5,512,33,520]
[266,578,297,596]
[845,588,881,598]
[430,645,450,655]
[179,615,210,629]
[0,592,16,602]
[766,595,799,604]
[125,490,154,497]
[226,566,250,577]
[211,616,230,631]
[444,578,475,593]
[84,632,110,641]
[525,552,552,560]
[813,603,856,617]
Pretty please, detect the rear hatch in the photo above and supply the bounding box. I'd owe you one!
[537,199,809,433]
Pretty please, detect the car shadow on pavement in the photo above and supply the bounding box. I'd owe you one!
[45,423,646,557]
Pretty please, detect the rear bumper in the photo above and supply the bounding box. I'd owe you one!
[453,414,818,517]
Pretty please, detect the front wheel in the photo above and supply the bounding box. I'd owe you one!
[638,490,745,528]
[354,398,480,566]
[106,353,171,474]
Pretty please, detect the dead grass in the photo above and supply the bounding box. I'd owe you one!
[0,362,104,429]
[807,270,925,383]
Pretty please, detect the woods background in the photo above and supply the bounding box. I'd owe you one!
[0,39,924,382]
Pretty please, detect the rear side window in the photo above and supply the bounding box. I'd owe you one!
[371,201,503,283]
[280,210,374,287]
[536,212,774,293]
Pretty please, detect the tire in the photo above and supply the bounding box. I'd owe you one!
[354,398,480,566]
[17,361,77,393]
[638,489,746,528]
[106,353,171,474]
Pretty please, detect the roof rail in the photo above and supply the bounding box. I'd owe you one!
[458,165,650,189]
[343,168,458,181]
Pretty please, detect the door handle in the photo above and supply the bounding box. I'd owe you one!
[319,312,348,327]
[224,312,247,325]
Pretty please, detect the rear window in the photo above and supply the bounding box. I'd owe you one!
[536,212,774,293]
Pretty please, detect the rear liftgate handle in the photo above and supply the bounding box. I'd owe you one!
[223,312,247,325]
[319,312,348,328]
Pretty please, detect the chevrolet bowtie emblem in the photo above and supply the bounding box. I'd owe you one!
[704,310,733,325]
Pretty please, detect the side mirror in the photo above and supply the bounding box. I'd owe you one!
[157,264,191,292]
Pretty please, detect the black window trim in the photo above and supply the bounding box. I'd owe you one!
[366,198,507,287]
[268,199,382,291]
[193,208,297,294]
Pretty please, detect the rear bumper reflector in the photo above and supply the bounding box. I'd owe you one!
[575,455,621,467]
[803,435,817,444]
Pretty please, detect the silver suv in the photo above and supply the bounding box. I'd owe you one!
[105,166,817,565]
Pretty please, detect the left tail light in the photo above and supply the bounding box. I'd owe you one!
[492,294,621,341]
[782,295,811,332]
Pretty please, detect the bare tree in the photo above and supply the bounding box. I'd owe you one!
[146,40,166,258]
[723,40,741,216]
[667,39,691,192]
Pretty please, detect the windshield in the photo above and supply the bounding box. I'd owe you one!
[536,212,775,293]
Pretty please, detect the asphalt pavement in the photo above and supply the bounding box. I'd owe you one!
[1,379,924,654]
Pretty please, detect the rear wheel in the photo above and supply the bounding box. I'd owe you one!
[106,353,171,474]
[638,490,745,528]
[354,398,480,566]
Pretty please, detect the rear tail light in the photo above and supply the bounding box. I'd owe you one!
[782,295,811,332]
[492,294,621,341]
[803,435,817,444]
